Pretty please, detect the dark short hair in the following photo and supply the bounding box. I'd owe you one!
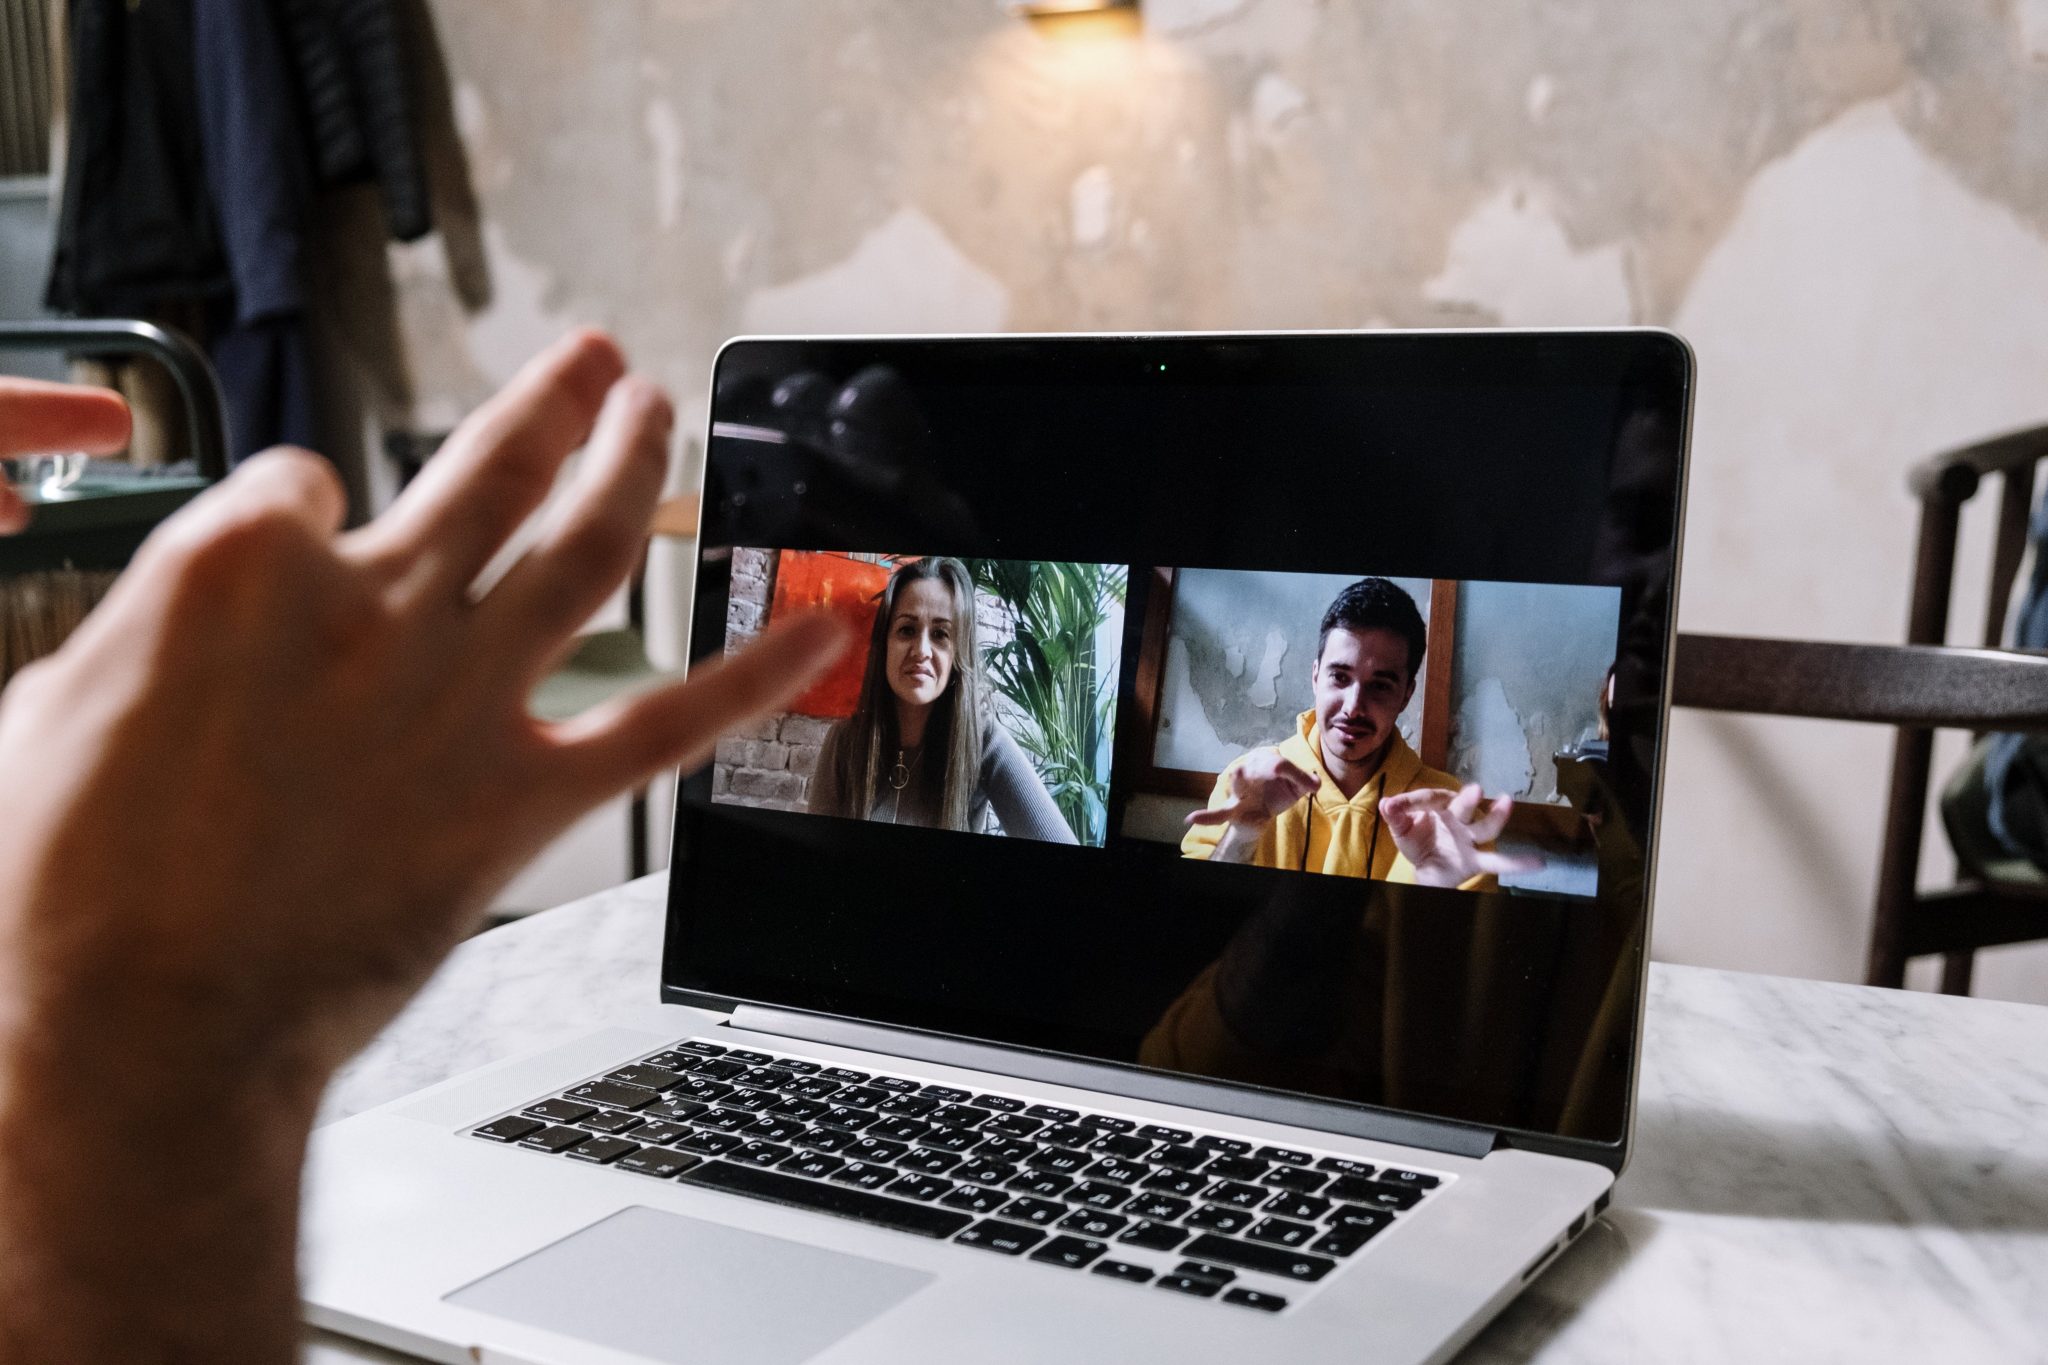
[1317,578,1426,681]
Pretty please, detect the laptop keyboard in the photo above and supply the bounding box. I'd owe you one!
[468,1038,1452,1314]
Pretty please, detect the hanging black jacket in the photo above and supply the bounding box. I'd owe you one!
[274,0,432,241]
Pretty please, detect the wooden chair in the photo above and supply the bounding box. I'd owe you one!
[1672,421,2048,995]
[527,490,698,878]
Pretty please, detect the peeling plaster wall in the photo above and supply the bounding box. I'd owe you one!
[400,0,2048,1000]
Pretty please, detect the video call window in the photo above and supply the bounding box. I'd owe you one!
[1121,569,1621,898]
[715,549,1128,847]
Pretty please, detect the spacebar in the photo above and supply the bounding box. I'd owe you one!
[678,1161,974,1239]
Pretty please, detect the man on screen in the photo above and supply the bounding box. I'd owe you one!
[1181,577,1534,889]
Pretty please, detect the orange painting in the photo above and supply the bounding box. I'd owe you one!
[770,551,908,717]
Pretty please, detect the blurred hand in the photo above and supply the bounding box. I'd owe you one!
[1378,784,1542,888]
[0,329,847,1073]
[1185,747,1320,832]
[0,376,132,532]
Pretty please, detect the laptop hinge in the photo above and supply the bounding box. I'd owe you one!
[726,1005,1496,1161]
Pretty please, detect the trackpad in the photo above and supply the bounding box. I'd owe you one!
[445,1206,933,1364]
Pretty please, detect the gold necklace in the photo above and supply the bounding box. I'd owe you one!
[888,748,912,791]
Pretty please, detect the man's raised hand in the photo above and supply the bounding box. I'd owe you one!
[1378,784,1543,888]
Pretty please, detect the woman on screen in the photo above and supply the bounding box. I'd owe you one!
[809,557,1078,844]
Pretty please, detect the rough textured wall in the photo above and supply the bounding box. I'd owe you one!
[390,0,2048,1001]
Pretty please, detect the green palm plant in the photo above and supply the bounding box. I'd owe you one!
[965,560,1127,845]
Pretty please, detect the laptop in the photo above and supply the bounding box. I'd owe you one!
[303,329,1692,1364]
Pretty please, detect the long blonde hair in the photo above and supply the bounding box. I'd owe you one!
[828,557,983,831]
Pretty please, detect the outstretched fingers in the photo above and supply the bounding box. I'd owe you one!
[0,377,131,458]
[546,611,851,806]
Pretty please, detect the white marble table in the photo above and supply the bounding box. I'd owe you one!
[307,875,2048,1364]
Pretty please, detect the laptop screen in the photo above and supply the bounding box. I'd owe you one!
[666,332,1689,1152]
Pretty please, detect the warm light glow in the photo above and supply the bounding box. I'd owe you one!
[1018,7,1143,42]
[1013,0,1137,15]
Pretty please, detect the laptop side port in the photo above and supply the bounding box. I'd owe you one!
[1520,1241,1562,1283]
[1568,1209,1588,1238]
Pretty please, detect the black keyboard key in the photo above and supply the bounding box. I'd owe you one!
[699,1108,758,1133]
[940,1184,1008,1214]
[668,1077,735,1103]
[1312,1224,1380,1256]
[776,1058,822,1075]
[1326,1202,1394,1229]
[1023,1104,1078,1123]
[1127,1194,1192,1222]
[723,1089,780,1113]
[617,1149,699,1179]
[1086,1157,1149,1186]
[629,1120,692,1146]
[1245,1216,1317,1248]
[735,1140,793,1167]
[828,1161,897,1191]
[1089,1133,1154,1160]
[578,1110,644,1136]
[566,1136,639,1165]
[607,1064,688,1091]
[1192,1136,1251,1155]
[803,1128,859,1155]
[1077,1114,1134,1133]
[1266,1193,1332,1222]
[1026,1148,1090,1176]
[771,1096,830,1121]
[1181,1232,1336,1282]
[876,1094,940,1118]
[674,1040,727,1056]
[743,1116,809,1143]
[1136,1124,1192,1145]
[983,1114,1044,1139]
[870,1076,921,1094]
[972,1094,1026,1112]
[1185,1205,1254,1235]
[1041,1124,1093,1149]
[565,1081,657,1111]
[680,1160,973,1239]
[848,1137,909,1164]
[957,1158,1017,1186]
[518,1124,588,1153]
[1030,1235,1107,1270]
[1007,1172,1074,1199]
[955,1220,1045,1255]
[1175,1259,1237,1284]
[1092,1259,1154,1283]
[1117,1221,1191,1252]
[1256,1145,1312,1166]
[887,1172,954,1202]
[1260,1166,1329,1195]
[1349,1183,1422,1212]
[523,1099,597,1124]
[1142,1170,1207,1197]
[975,1135,1035,1164]
[782,1151,846,1180]
[472,1116,542,1143]
[869,1117,932,1144]
[1222,1287,1288,1312]
[693,1059,747,1080]
[1158,1273,1222,1298]
[922,1126,983,1154]
[646,1051,703,1072]
[821,1067,871,1084]
[1315,1156,1375,1178]
[1066,1181,1132,1210]
[677,1130,744,1157]
[1058,1209,1128,1239]
[899,1148,963,1176]
[1204,1180,1267,1209]
[644,1098,710,1123]
[833,1085,890,1109]
[998,1196,1067,1226]
[1205,1156,1267,1182]
[724,1050,773,1066]
[783,1078,843,1102]
[920,1085,971,1104]
[815,1106,879,1132]
[931,1104,992,1128]
[1152,1144,1209,1171]
[1378,1167,1439,1190]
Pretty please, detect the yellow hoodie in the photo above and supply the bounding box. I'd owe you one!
[1180,709,1464,882]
